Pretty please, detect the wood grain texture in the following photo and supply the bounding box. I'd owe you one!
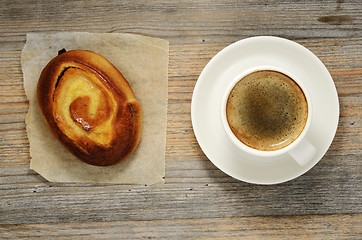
[0,0,361,238]
[1,214,361,239]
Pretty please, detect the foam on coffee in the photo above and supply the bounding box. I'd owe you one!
[226,70,308,151]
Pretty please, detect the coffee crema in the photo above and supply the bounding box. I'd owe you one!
[226,70,308,151]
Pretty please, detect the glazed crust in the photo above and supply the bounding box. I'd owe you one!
[37,50,142,166]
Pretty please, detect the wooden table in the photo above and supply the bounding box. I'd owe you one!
[1,0,361,239]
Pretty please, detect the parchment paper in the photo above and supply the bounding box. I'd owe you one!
[22,32,168,184]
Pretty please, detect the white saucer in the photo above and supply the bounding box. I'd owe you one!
[191,36,339,185]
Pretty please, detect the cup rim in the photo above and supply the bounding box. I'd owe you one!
[220,65,313,157]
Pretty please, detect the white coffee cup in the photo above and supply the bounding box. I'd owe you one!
[220,65,316,166]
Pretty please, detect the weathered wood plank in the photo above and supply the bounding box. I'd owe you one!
[0,0,361,43]
[0,153,360,225]
[1,214,361,240]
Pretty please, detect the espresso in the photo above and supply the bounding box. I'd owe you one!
[226,70,308,151]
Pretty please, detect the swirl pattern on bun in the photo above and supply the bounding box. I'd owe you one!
[37,50,142,166]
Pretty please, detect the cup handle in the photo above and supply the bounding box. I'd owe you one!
[288,138,316,166]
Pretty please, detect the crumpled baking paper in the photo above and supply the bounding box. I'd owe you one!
[22,32,168,184]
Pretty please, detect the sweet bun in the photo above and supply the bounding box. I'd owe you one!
[37,50,142,166]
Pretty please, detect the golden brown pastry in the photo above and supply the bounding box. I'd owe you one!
[37,50,142,166]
